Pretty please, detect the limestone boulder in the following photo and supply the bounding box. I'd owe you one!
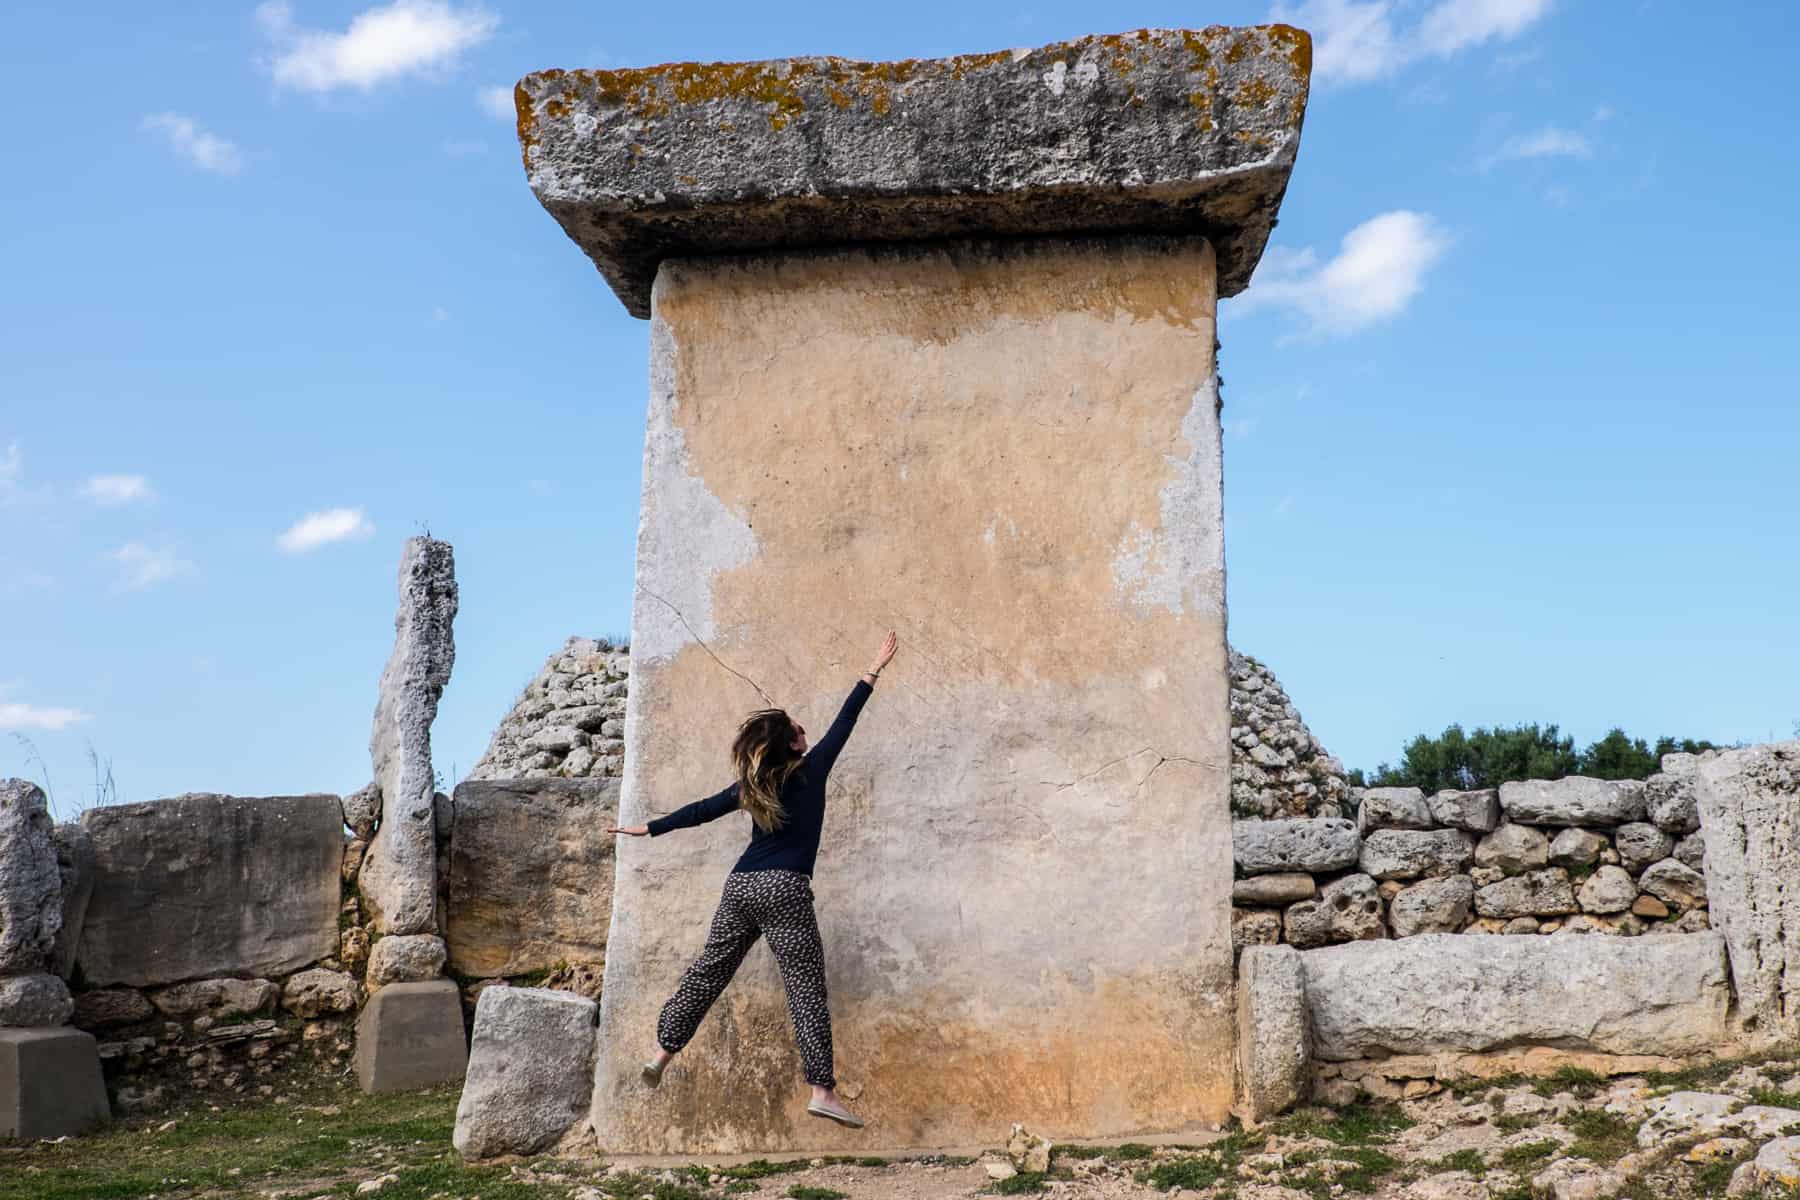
[1738,1136,1800,1193]
[1689,742,1800,1043]
[453,986,597,1160]
[0,779,61,975]
[1475,824,1549,874]
[1640,859,1707,911]
[281,968,361,1018]
[368,934,447,985]
[1577,866,1637,915]
[1475,869,1577,919]
[1674,831,1706,871]
[1285,874,1384,948]
[1301,931,1731,1060]
[1232,873,1315,906]
[1389,876,1474,938]
[1234,819,1360,876]
[1499,777,1646,827]
[0,972,73,1026]
[1359,829,1473,881]
[147,978,279,1019]
[1548,828,1607,869]
[1235,946,1308,1120]
[1645,770,1700,834]
[342,784,380,842]
[1232,908,1282,953]
[360,537,458,937]
[76,793,342,987]
[1613,823,1673,874]
[1427,788,1501,833]
[1358,788,1432,832]
[71,987,154,1029]
[49,823,94,981]
[445,779,619,978]
[1008,1124,1054,1174]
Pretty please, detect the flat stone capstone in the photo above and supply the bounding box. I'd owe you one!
[517,26,1311,317]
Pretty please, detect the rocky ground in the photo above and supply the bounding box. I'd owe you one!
[10,1052,1800,1200]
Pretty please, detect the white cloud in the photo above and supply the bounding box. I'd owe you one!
[0,701,90,732]
[1235,211,1451,338]
[81,474,155,505]
[141,113,244,175]
[1276,0,1553,86]
[109,542,193,591]
[257,0,499,93]
[1479,125,1593,170]
[278,507,375,553]
[476,83,514,120]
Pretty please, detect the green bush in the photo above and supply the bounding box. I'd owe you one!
[1359,724,1719,793]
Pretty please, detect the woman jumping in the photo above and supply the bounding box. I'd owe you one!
[609,631,898,1129]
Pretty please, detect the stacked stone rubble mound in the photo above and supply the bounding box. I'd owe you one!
[469,638,629,780]
[1231,758,1717,954]
[1229,650,1349,819]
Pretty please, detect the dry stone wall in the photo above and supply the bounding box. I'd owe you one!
[1232,768,1714,955]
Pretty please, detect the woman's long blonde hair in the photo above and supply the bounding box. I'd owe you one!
[732,709,804,833]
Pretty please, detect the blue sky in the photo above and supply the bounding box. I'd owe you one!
[3,1,1795,818]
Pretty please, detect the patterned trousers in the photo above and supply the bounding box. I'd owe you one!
[656,868,836,1088]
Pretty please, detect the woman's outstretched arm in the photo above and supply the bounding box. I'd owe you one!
[609,782,739,837]
[807,631,898,776]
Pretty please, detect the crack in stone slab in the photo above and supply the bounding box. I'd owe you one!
[642,588,775,706]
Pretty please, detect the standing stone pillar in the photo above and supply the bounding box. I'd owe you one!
[353,537,468,1092]
[1,779,109,1139]
[517,26,1309,1151]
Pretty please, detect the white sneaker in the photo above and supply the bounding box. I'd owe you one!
[807,1097,865,1128]
[641,1060,666,1088]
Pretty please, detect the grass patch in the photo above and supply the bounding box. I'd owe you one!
[1487,1179,1534,1200]
[1748,1087,1800,1110]
[1430,1148,1488,1176]
[989,1171,1049,1194]
[1532,1066,1605,1098]
[1286,1148,1402,1200]
[1498,1140,1562,1169]
[1277,1098,1413,1146]
[1562,1107,1638,1163]
[1493,1112,1537,1133]
[786,1188,848,1200]
[1112,1142,1159,1160]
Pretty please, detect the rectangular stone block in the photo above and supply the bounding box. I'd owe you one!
[445,779,618,978]
[76,794,343,988]
[355,979,468,1093]
[595,234,1233,1152]
[0,1027,110,1140]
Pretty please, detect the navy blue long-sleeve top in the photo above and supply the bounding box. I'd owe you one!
[645,680,872,876]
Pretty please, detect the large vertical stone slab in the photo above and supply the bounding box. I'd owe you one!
[454,986,597,1160]
[360,537,458,937]
[518,26,1310,1154]
[76,794,342,988]
[445,779,618,978]
[0,779,60,976]
[1691,740,1800,1045]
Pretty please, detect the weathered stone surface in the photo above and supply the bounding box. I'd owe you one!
[49,823,93,981]
[1499,777,1646,827]
[72,987,154,1029]
[1645,770,1701,834]
[1284,875,1384,948]
[1389,876,1474,937]
[281,968,360,1018]
[360,536,458,937]
[1476,824,1549,873]
[0,1027,110,1139]
[1577,866,1637,915]
[342,783,379,842]
[147,978,279,1019]
[0,778,61,975]
[1228,650,1349,819]
[1502,917,1541,935]
[1639,859,1707,910]
[1427,789,1501,834]
[1636,1090,1800,1148]
[1632,894,1670,919]
[1233,908,1282,952]
[0,972,73,1026]
[1740,1136,1800,1192]
[1358,787,1432,831]
[1235,946,1307,1121]
[1673,831,1706,871]
[1359,829,1473,881]
[1474,869,1577,919]
[76,793,342,987]
[1690,742,1800,1044]
[1613,823,1673,874]
[1301,931,1731,1060]
[472,640,631,782]
[1231,873,1315,906]
[1007,1124,1053,1173]
[454,986,596,1159]
[1236,818,1360,875]
[1548,828,1607,869]
[367,934,447,985]
[594,236,1237,1150]
[1530,1158,1622,1200]
[519,27,1312,317]
[355,979,467,1093]
[445,779,619,978]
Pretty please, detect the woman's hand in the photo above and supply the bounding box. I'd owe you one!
[609,824,650,837]
[866,631,898,676]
